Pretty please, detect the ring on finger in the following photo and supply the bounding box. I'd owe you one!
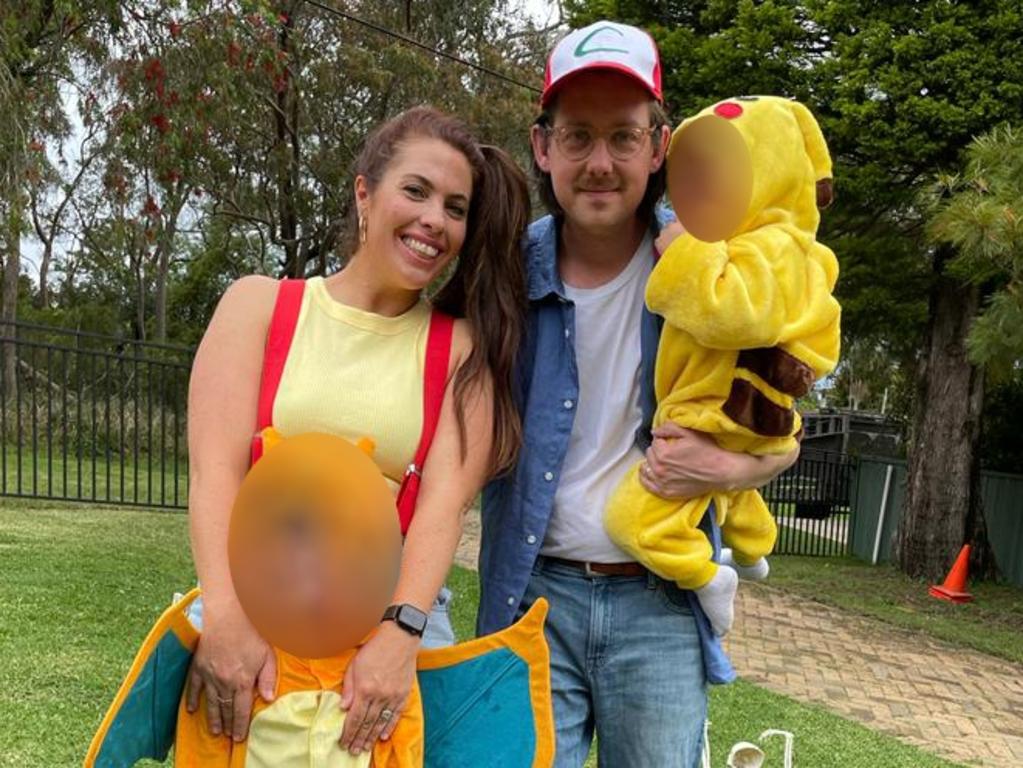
[379,708,395,722]
[215,693,234,704]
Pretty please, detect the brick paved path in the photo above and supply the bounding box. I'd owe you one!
[727,584,1023,767]
[456,514,1023,767]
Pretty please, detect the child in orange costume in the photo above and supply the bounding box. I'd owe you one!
[174,431,421,767]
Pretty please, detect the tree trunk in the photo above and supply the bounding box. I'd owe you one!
[897,249,996,581]
[134,255,146,343]
[154,243,169,344]
[153,195,183,344]
[37,240,52,308]
[274,10,301,278]
[3,205,21,402]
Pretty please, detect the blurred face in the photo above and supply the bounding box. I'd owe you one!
[532,71,668,234]
[668,115,752,242]
[355,136,473,291]
[229,434,402,659]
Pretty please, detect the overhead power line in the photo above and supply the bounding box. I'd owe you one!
[300,0,544,96]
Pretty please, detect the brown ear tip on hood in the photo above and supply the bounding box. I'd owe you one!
[817,178,835,209]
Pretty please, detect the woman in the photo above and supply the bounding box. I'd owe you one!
[183,106,530,758]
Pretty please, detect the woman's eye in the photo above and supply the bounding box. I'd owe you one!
[447,203,467,218]
[404,185,426,198]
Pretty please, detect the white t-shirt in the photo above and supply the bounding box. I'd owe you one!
[541,233,653,563]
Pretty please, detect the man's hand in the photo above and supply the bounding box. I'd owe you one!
[638,422,799,499]
[655,220,685,256]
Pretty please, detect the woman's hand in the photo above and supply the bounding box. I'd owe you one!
[639,422,799,499]
[185,600,277,742]
[339,622,420,756]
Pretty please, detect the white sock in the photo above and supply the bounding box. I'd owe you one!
[721,549,770,581]
[695,566,738,637]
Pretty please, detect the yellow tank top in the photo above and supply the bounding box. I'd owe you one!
[272,277,429,486]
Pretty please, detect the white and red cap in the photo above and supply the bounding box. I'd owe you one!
[542,21,663,107]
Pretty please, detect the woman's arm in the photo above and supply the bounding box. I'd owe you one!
[339,319,493,756]
[184,275,278,741]
[640,421,799,499]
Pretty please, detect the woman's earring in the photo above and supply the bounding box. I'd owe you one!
[358,213,368,245]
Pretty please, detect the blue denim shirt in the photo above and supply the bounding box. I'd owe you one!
[477,208,736,685]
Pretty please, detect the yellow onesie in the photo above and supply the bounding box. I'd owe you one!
[605,96,841,590]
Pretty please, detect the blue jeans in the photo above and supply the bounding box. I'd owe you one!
[421,585,455,648]
[520,557,707,768]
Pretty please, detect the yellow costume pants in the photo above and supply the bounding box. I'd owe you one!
[605,463,778,590]
[173,646,423,768]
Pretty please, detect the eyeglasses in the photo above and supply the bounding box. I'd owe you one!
[545,125,656,161]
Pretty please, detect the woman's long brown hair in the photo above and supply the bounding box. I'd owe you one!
[351,107,529,477]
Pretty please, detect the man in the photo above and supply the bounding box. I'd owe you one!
[477,21,798,767]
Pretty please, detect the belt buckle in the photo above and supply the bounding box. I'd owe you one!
[583,561,600,577]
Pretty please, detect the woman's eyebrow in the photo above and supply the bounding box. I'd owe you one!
[403,173,468,204]
[402,173,434,189]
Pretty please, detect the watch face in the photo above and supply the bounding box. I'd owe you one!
[396,604,428,634]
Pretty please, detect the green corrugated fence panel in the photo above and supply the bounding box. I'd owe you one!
[981,472,1023,588]
[850,460,1023,587]
[850,459,906,564]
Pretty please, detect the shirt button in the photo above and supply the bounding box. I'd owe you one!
[564,328,571,338]
[543,471,554,482]
[506,596,516,606]
[526,534,537,545]
[563,399,574,409]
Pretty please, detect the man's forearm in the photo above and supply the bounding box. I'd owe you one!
[725,444,799,492]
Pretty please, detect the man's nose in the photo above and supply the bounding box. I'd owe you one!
[584,137,614,175]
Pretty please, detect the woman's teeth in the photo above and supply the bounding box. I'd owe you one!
[401,236,439,258]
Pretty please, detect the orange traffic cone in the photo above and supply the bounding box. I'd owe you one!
[929,545,974,603]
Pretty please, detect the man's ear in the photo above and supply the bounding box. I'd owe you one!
[531,124,552,173]
[651,124,671,173]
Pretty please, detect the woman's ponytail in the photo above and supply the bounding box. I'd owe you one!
[432,144,530,476]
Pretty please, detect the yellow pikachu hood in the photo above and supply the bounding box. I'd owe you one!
[668,95,834,239]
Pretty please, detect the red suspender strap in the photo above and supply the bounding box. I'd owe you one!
[396,310,455,535]
[250,278,305,465]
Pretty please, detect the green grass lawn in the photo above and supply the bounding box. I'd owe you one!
[768,555,1023,666]
[0,503,963,767]
[774,515,849,557]
[1,443,189,509]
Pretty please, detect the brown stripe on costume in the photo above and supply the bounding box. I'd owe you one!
[723,379,795,437]
[737,347,816,398]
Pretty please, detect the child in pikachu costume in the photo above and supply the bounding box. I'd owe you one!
[85,429,554,768]
[604,96,841,636]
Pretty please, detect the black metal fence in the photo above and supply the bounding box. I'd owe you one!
[0,319,861,551]
[762,449,857,557]
[0,321,192,510]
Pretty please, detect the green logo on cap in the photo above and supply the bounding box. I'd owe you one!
[574,25,628,57]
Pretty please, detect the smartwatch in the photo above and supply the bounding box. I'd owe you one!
[381,603,429,637]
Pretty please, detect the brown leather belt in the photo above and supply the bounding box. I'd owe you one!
[545,556,648,577]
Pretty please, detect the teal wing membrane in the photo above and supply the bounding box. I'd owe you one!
[86,593,554,768]
[417,598,554,768]
[84,590,200,767]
